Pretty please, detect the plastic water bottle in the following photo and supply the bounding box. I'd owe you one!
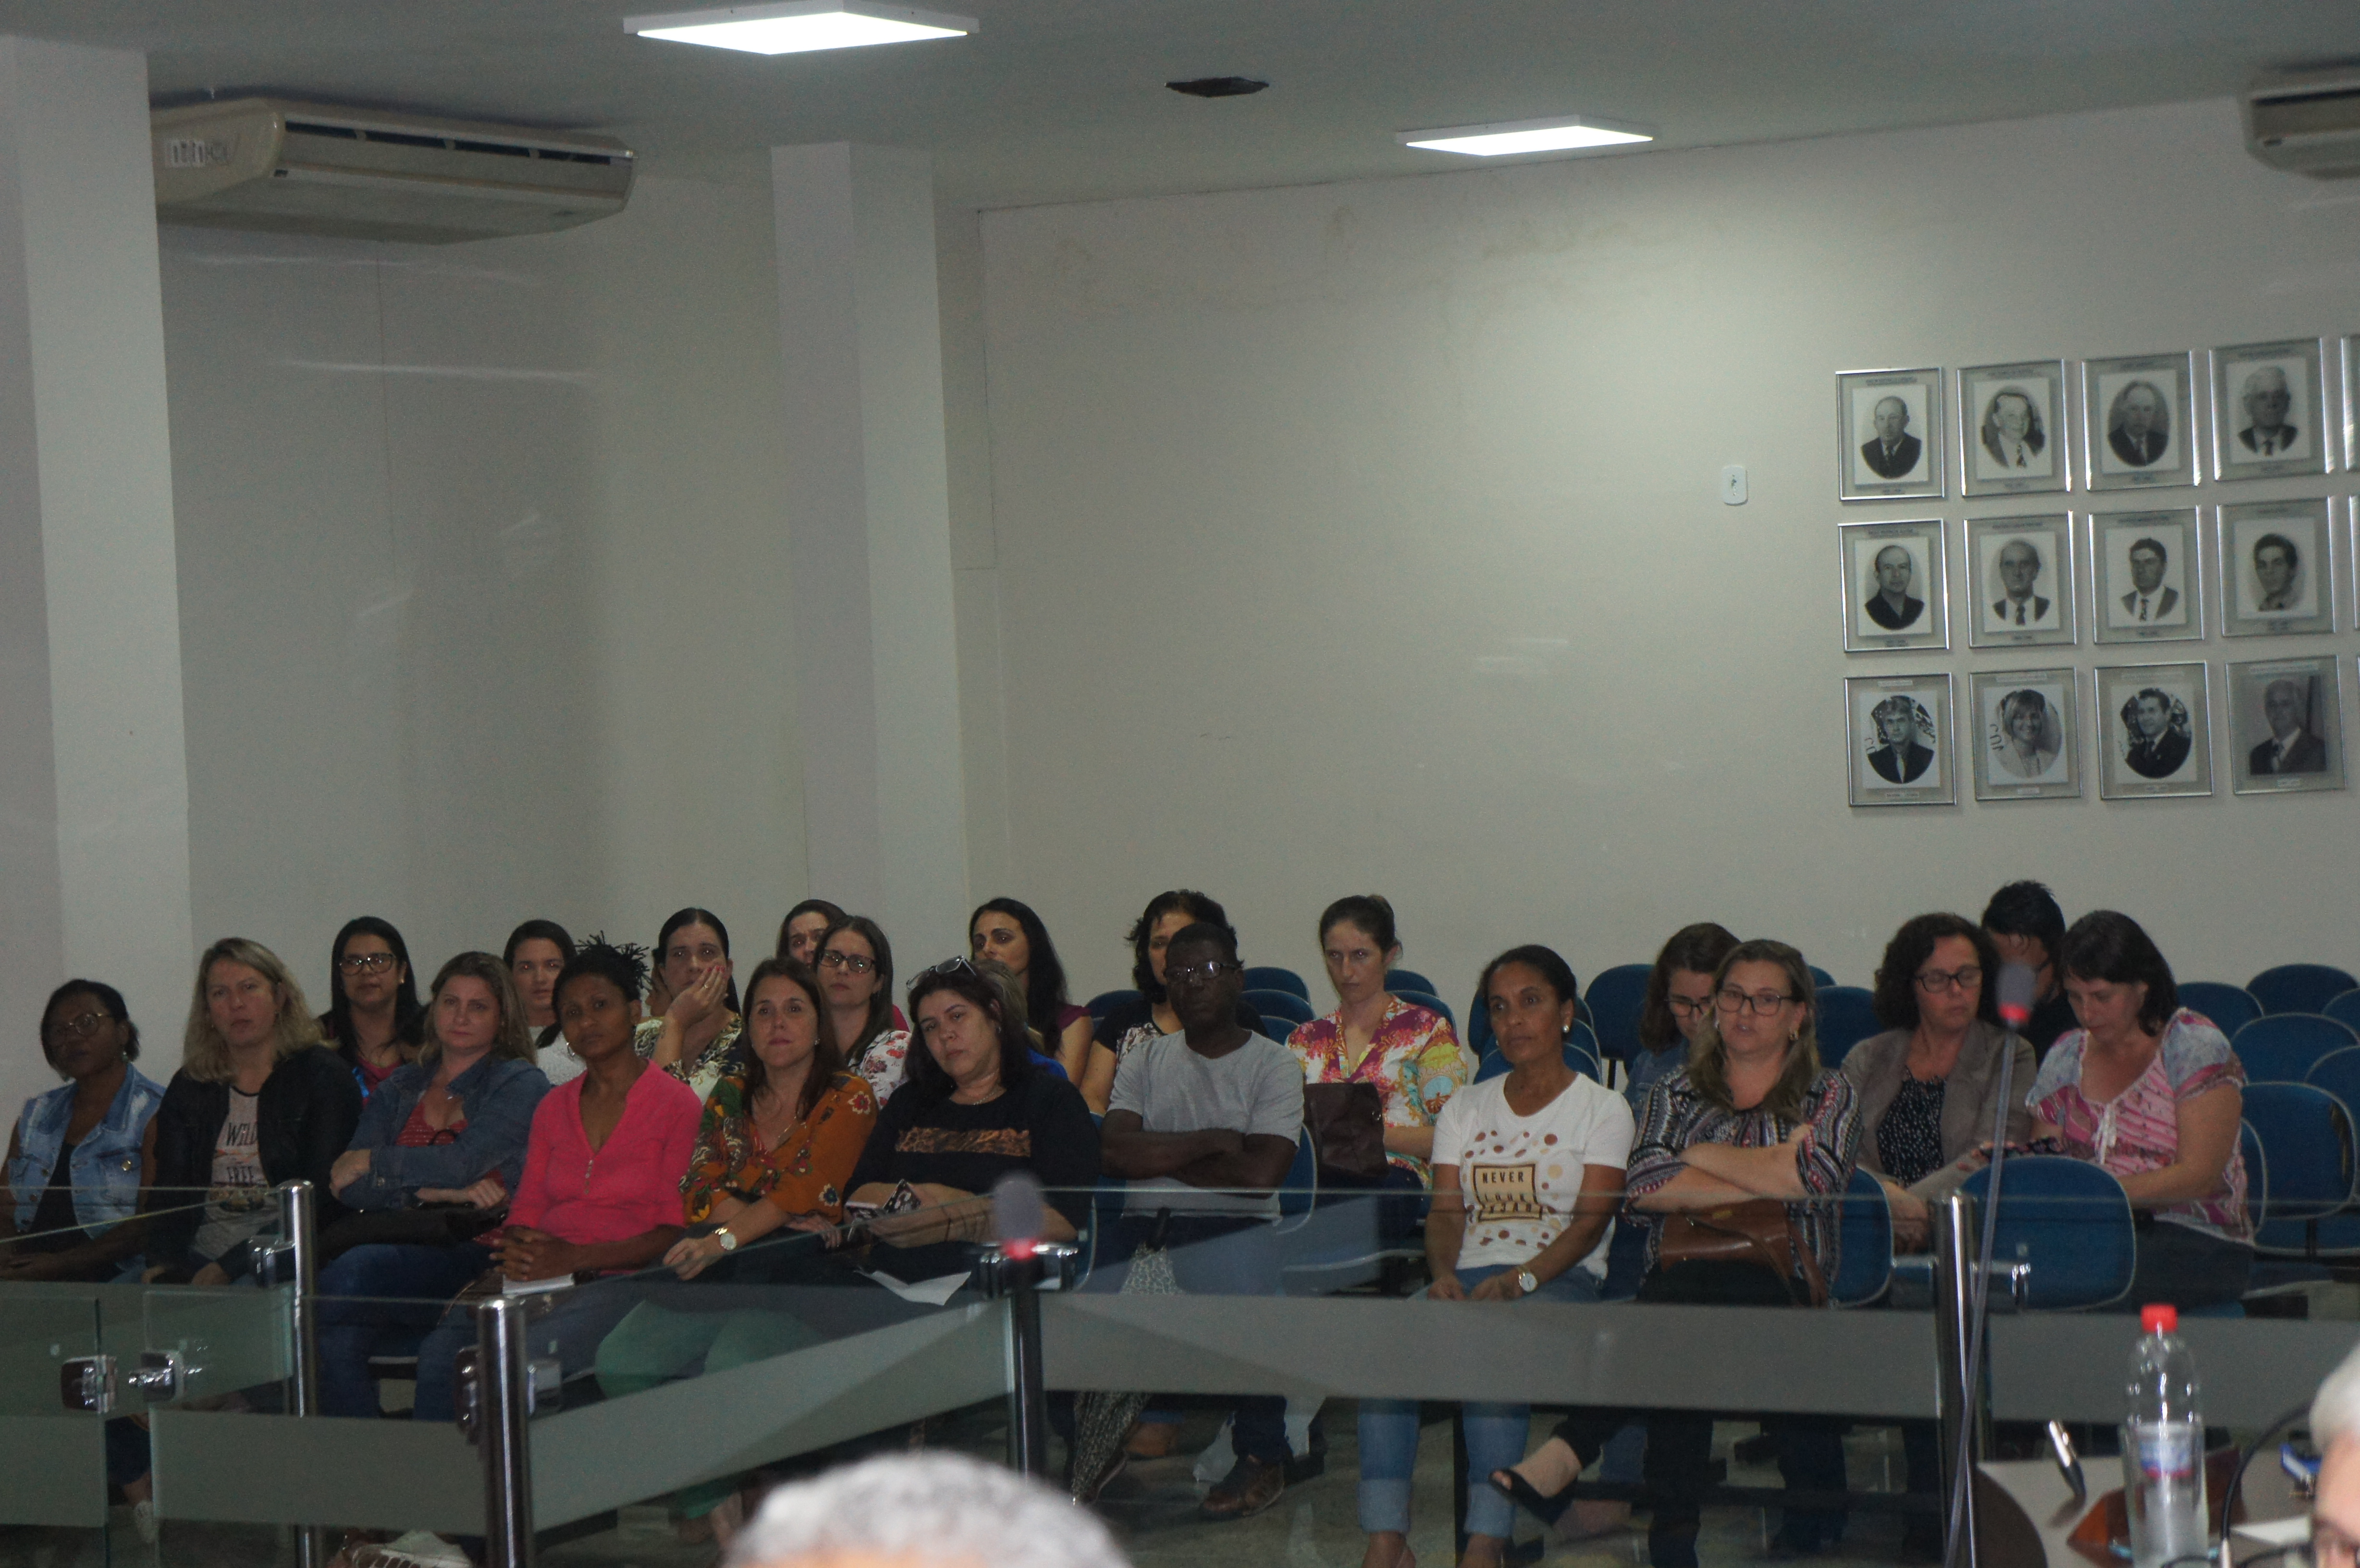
[2122,1303,2208,1568]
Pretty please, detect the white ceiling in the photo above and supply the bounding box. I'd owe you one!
[9,0,2360,208]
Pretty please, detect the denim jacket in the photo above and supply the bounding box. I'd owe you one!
[10,1067,166,1234]
[339,1054,551,1210]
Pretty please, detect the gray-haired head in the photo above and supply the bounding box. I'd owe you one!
[2314,1338,2360,1452]
[725,1452,1131,1568]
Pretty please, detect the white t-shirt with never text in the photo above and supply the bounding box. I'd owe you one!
[1432,1072,1634,1279]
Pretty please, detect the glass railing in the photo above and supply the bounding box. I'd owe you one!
[1,1179,2347,1567]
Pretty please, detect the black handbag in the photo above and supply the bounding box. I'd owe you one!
[317,1203,504,1263]
[1302,1081,1389,1183]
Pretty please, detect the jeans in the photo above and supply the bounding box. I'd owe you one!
[413,1277,645,1425]
[316,1242,493,1419]
[1357,1263,1602,1539]
[1090,1212,1290,1464]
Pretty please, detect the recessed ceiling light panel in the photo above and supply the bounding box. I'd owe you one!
[1397,114,1654,157]
[1168,77,1269,98]
[626,0,976,55]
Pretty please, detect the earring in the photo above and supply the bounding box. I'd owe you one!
[1788,1031,1799,1045]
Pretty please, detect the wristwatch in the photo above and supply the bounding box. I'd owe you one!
[714,1226,739,1253]
[1515,1268,1539,1297]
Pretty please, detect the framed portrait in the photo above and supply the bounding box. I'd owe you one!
[2227,655,2345,796]
[2082,353,2197,492]
[1969,667,2081,801]
[2218,498,2335,637]
[2090,509,2203,645]
[2341,335,2360,472]
[1845,673,1955,806]
[2094,661,2213,799]
[1839,518,1949,652]
[2210,337,2329,480]
[1959,360,2069,497]
[1965,514,2076,648]
[1838,367,1945,502]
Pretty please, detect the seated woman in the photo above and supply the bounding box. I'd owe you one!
[593,957,879,1539]
[314,952,552,1419]
[818,916,912,1104]
[150,939,364,1285]
[839,959,1098,1284]
[1078,889,1260,1115]
[777,899,847,967]
[1289,894,1475,1235]
[1358,945,1629,1568]
[2028,909,2251,1311]
[1491,939,1862,1568]
[410,940,702,1424]
[640,907,745,1101]
[505,919,580,1085]
[320,917,426,1097]
[970,899,1094,1082]
[3,980,165,1283]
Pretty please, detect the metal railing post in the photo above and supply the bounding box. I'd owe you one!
[476,1295,537,1568]
[277,1180,328,1568]
[1934,1193,1986,1568]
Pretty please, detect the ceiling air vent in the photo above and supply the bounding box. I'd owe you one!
[2245,73,2360,179]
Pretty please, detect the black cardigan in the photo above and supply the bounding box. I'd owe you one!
[148,1045,364,1275]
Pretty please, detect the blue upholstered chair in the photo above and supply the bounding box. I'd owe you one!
[2249,964,2360,1017]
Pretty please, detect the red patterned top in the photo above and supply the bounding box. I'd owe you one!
[1288,996,1476,1182]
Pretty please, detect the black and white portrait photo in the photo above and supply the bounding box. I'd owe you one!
[1966,514,2075,648]
[2228,657,2345,795]
[2211,338,2327,480]
[1840,518,1949,652]
[2091,510,2202,645]
[1846,674,1955,806]
[1970,668,2079,801]
[1839,368,1945,501]
[1960,361,2068,497]
[2084,353,2197,491]
[2095,662,2212,799]
[2219,499,2335,637]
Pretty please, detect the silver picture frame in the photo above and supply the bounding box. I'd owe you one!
[1965,514,2076,648]
[1839,367,1945,502]
[2341,336,2360,472]
[1839,517,1950,653]
[1959,360,2070,497]
[2090,509,2204,646]
[1969,666,2082,802]
[2094,661,2213,800]
[2082,352,2198,492]
[2227,654,2345,796]
[1845,672,1956,807]
[2218,498,2335,638]
[2211,337,2330,481]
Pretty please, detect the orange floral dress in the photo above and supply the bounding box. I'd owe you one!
[682,1067,877,1224]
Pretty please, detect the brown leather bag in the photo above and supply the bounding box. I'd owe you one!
[1655,1197,1830,1306]
[1301,1081,1389,1182]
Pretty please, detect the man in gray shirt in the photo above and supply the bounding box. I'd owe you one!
[1100,921,1303,1519]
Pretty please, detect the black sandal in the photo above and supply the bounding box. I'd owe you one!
[1487,1466,1572,1528]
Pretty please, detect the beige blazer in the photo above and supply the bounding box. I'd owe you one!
[1842,1018,2036,1200]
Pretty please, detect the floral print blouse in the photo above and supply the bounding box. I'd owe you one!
[847,1029,914,1106]
[682,1067,878,1225]
[633,1014,745,1104]
[1287,996,1477,1183]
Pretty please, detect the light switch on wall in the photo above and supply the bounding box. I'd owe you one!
[1721,465,1748,505]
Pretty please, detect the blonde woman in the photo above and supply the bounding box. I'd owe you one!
[148,938,363,1283]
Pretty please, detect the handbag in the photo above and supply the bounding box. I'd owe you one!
[318,1203,504,1263]
[1655,1197,1829,1307]
[1301,1081,1388,1183]
[1069,1208,1184,1502]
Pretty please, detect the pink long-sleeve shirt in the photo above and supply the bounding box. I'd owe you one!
[504,1063,702,1249]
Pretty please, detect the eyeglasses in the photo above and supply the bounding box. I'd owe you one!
[338,952,396,975]
[1166,960,1241,986]
[1914,966,1984,995]
[818,950,876,975]
[1715,987,1796,1015]
[1666,995,1714,1019]
[41,1011,109,1044]
[919,956,979,982]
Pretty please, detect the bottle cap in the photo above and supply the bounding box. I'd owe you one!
[2140,1303,2178,1334]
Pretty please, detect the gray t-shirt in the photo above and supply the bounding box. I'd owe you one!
[1108,1030,1304,1217]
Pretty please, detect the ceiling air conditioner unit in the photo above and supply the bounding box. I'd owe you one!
[2245,73,2360,179]
[151,98,635,244]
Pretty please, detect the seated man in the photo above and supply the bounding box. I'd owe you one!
[1097,921,1305,1521]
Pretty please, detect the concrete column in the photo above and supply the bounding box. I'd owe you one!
[0,37,195,1114]
[772,144,970,968]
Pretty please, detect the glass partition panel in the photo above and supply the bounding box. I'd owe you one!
[0,1289,106,1531]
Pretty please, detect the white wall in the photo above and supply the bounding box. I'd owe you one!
[160,171,805,1045]
[977,98,2360,1011]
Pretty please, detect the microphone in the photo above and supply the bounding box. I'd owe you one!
[1996,961,2037,1031]
[992,1171,1046,1260]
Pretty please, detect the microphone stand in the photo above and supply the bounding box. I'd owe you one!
[1943,1010,2024,1568]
